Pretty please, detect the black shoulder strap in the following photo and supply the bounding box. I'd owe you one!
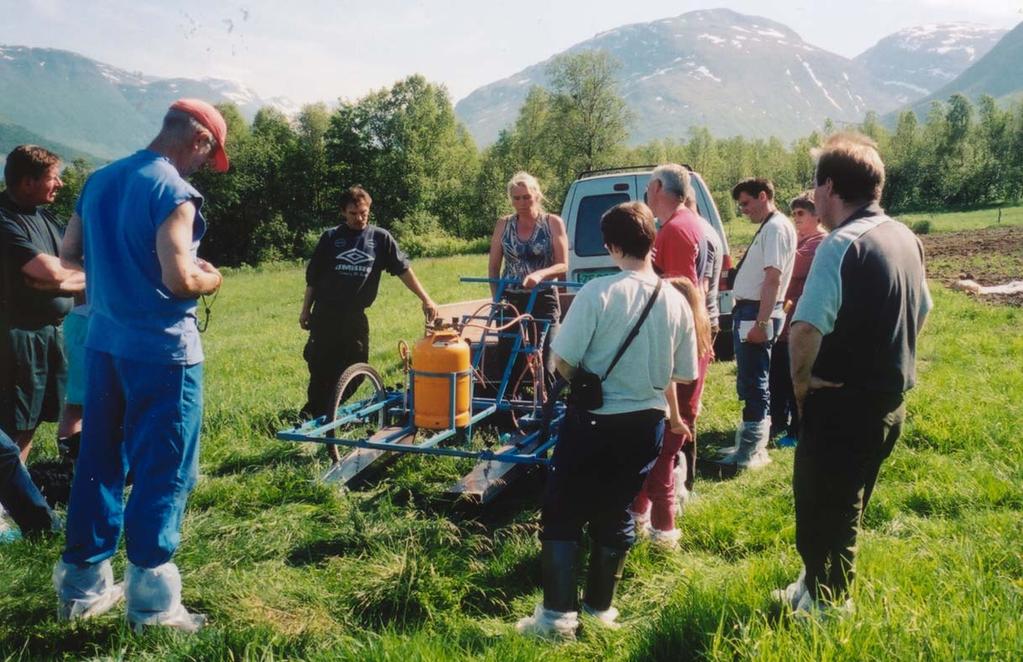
[732,211,774,279]
[602,278,662,381]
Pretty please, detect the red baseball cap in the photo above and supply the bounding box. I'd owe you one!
[169,98,230,172]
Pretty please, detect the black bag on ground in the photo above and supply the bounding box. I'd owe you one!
[28,459,74,508]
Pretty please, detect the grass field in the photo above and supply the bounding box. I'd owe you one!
[722,202,1023,248]
[2,234,1022,659]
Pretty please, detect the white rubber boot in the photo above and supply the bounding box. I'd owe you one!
[581,603,621,628]
[771,567,808,610]
[649,527,682,550]
[515,604,579,640]
[723,419,772,470]
[126,562,206,633]
[53,558,124,620]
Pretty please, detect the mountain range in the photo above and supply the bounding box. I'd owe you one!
[1,10,1020,161]
[854,23,1006,104]
[894,20,1023,120]
[454,9,1012,146]
[0,44,295,161]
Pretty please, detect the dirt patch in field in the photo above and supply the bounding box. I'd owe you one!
[921,226,1023,307]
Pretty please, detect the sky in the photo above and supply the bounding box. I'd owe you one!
[2,0,1021,106]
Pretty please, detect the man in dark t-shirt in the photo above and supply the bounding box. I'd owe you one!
[774,133,932,615]
[299,186,437,462]
[0,145,84,463]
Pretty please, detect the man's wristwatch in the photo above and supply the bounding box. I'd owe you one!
[755,319,770,329]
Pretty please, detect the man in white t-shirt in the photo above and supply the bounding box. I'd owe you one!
[515,201,696,639]
[724,178,796,469]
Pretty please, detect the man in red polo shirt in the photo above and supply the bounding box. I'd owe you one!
[629,163,709,547]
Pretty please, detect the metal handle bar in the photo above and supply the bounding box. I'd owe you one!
[460,276,583,289]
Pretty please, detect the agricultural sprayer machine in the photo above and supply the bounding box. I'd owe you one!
[277,277,581,503]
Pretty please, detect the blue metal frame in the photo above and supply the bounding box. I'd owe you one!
[277,277,582,466]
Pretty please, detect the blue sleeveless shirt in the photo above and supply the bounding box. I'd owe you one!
[77,150,207,365]
[501,214,554,289]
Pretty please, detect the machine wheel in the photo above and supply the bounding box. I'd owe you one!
[327,363,387,462]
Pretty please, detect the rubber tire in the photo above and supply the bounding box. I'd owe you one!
[329,362,386,428]
[327,363,386,461]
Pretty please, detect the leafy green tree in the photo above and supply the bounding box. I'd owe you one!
[543,50,631,202]
[324,75,479,236]
[51,158,91,220]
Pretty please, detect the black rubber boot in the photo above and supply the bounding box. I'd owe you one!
[541,540,579,613]
[582,543,627,612]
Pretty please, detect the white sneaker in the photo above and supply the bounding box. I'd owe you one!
[581,603,620,629]
[649,528,681,550]
[515,604,579,640]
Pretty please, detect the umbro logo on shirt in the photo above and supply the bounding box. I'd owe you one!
[336,248,373,265]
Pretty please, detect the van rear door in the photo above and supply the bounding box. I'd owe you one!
[562,175,637,283]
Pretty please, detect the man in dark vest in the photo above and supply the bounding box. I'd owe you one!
[776,132,932,615]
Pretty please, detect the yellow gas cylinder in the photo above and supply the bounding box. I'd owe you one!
[412,328,471,430]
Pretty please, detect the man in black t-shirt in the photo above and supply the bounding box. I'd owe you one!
[0,146,84,463]
[774,133,932,615]
[299,186,437,462]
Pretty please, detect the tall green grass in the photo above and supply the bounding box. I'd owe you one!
[2,251,1021,660]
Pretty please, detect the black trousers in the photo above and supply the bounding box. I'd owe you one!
[769,340,798,436]
[541,406,663,549]
[794,386,904,601]
[496,289,560,395]
[302,309,369,419]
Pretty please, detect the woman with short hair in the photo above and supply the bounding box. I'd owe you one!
[515,201,698,639]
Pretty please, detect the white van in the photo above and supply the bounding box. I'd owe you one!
[560,165,736,359]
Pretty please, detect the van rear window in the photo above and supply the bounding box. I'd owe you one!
[575,193,631,257]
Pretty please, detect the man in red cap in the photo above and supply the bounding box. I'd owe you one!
[53,99,227,633]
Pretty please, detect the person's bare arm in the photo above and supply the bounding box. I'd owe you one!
[488,217,507,298]
[665,382,691,438]
[60,213,84,270]
[299,286,315,329]
[522,215,568,289]
[21,253,84,294]
[155,201,222,298]
[554,355,576,381]
[398,268,437,321]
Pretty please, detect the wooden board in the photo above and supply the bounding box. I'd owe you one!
[447,432,546,505]
[435,298,494,343]
[320,426,416,485]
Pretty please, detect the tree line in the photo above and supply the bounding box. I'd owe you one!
[45,52,1023,266]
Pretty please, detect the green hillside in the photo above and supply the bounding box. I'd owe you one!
[0,119,100,165]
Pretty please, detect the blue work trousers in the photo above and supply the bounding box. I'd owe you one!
[0,429,58,535]
[732,300,783,421]
[62,350,202,568]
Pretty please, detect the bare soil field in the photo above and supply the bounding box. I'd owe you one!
[922,226,1023,306]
